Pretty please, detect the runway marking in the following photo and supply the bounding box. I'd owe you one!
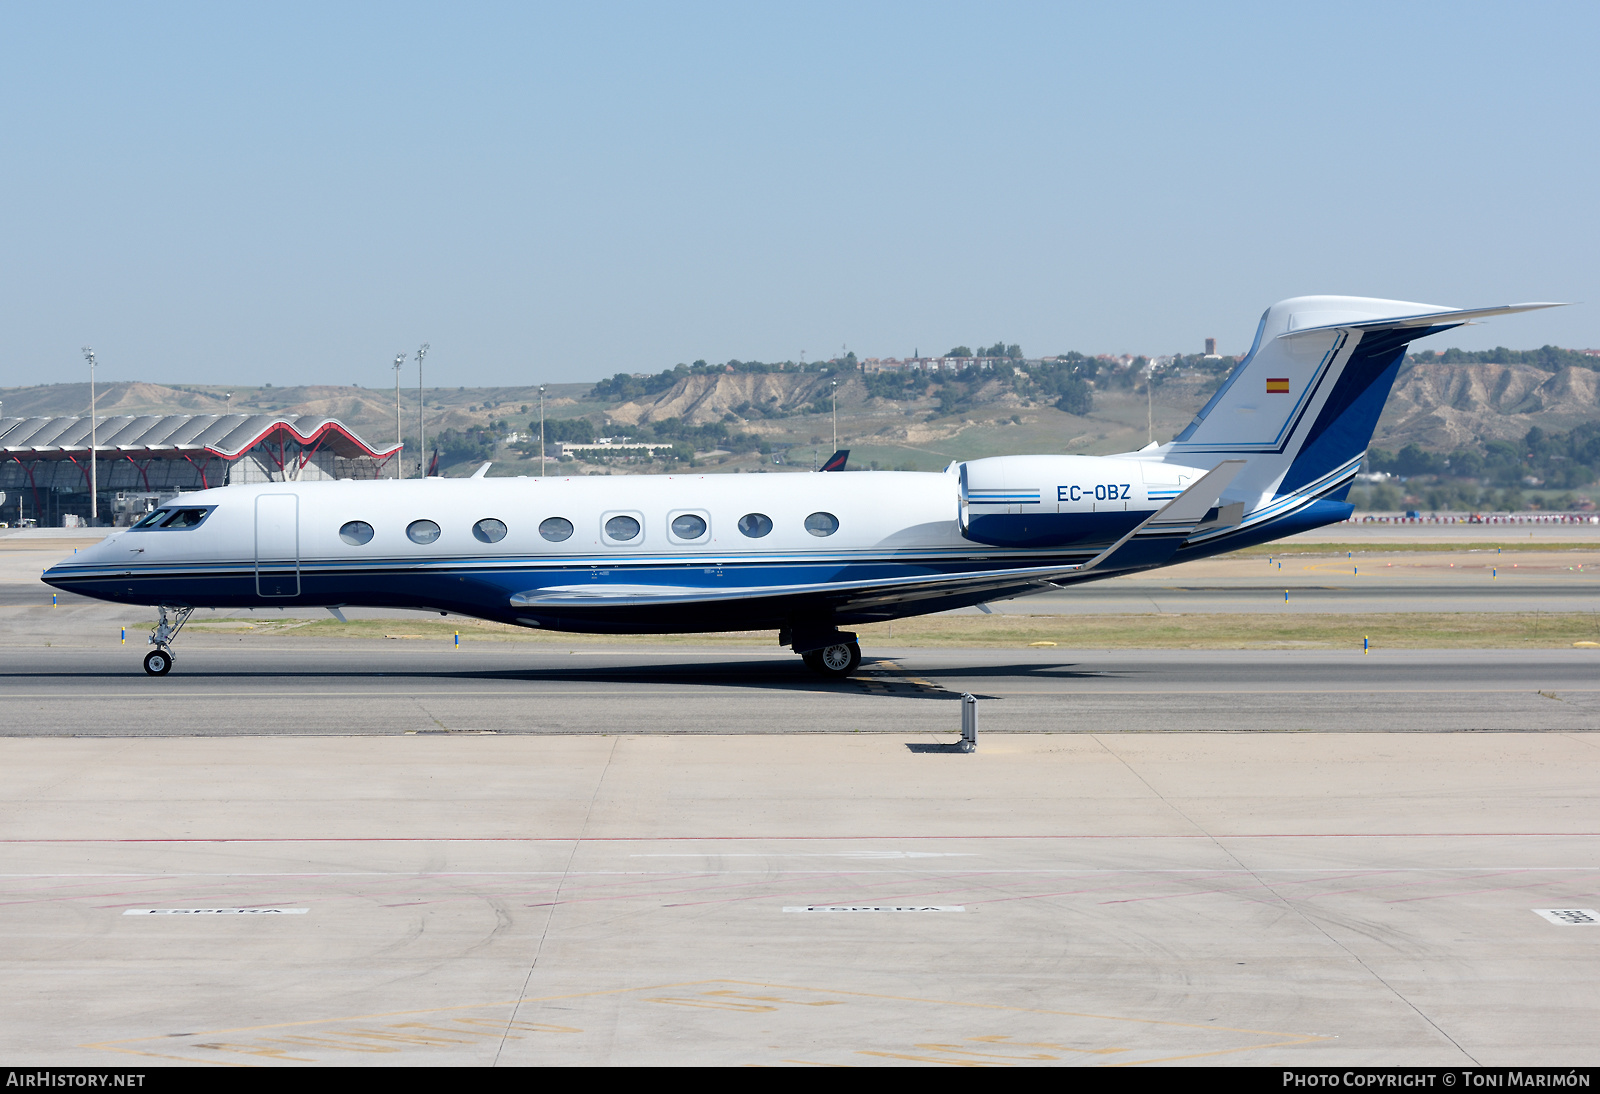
[783,905,965,912]
[122,907,307,915]
[8,866,1600,878]
[4,686,1599,700]
[1534,908,1598,924]
[632,851,976,859]
[84,978,1326,1066]
[13,862,1595,917]
[6,831,1600,844]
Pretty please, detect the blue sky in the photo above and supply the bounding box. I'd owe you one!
[2,2,1595,387]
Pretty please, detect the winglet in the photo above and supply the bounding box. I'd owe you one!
[472,462,493,479]
[1078,460,1247,575]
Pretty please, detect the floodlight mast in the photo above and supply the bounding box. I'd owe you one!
[416,343,430,476]
[393,353,405,479]
[539,385,546,477]
[82,347,97,523]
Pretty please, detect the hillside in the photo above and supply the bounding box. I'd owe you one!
[0,380,596,445]
[1372,362,1600,450]
[5,355,1599,491]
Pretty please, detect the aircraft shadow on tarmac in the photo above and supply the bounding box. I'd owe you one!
[3,656,1114,698]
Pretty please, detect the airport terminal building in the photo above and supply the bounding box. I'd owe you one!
[0,414,400,528]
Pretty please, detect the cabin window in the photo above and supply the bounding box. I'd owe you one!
[339,521,374,546]
[539,517,574,542]
[406,519,441,545]
[472,518,508,544]
[737,513,773,538]
[670,513,708,541]
[163,508,210,529]
[804,512,839,537]
[604,515,641,542]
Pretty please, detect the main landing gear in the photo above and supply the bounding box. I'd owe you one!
[143,604,193,676]
[784,628,862,679]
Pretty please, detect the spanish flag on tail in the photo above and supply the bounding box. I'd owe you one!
[1266,377,1290,394]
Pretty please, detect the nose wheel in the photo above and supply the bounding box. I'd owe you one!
[142,604,192,677]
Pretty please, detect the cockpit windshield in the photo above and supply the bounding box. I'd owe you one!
[130,506,214,531]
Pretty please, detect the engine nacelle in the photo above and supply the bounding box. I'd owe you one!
[956,454,1210,549]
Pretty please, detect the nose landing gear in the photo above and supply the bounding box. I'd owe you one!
[143,604,193,676]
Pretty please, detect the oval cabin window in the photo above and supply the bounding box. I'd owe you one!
[406,520,441,545]
[737,513,773,538]
[671,514,707,540]
[804,512,839,537]
[339,521,374,546]
[472,518,507,543]
[539,517,573,542]
[605,515,641,542]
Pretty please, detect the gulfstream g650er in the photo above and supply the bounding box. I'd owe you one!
[43,295,1558,676]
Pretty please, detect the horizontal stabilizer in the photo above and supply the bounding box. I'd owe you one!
[1078,460,1246,575]
[1277,302,1566,339]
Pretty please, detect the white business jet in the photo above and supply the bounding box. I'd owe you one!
[44,295,1559,676]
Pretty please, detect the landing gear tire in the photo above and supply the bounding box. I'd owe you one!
[803,641,861,678]
[142,604,192,678]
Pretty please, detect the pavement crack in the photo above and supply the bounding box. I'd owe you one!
[413,697,449,731]
[1089,734,1482,1066]
[492,735,618,1066]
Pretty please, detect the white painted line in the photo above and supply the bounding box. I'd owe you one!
[634,852,975,859]
[122,907,309,916]
[1533,908,1599,925]
[783,905,964,913]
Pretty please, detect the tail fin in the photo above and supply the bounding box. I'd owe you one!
[1164,296,1562,515]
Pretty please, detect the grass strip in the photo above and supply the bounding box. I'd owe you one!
[176,611,1600,650]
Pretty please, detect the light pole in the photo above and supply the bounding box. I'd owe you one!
[416,343,430,476]
[831,379,838,452]
[82,347,97,524]
[539,385,546,477]
[393,354,405,479]
[1146,359,1160,446]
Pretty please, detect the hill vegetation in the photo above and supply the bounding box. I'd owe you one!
[4,344,1597,509]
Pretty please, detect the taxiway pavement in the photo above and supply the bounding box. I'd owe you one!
[2,524,1598,1067]
[0,644,1596,736]
[2,732,1597,1067]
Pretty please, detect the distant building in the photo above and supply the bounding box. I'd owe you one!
[0,414,398,528]
[1205,337,1217,356]
[554,441,677,457]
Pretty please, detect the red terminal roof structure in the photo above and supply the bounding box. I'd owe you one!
[0,414,402,462]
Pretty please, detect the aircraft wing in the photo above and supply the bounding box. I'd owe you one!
[509,462,1245,615]
[508,565,1081,612]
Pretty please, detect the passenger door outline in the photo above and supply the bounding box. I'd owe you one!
[255,494,300,597]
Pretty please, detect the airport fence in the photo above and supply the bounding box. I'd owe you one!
[1349,513,1600,524]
